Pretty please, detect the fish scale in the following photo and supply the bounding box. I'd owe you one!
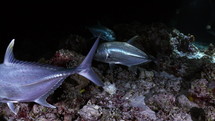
[0,37,103,114]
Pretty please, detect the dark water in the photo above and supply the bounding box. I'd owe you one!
[0,1,214,61]
[169,0,215,46]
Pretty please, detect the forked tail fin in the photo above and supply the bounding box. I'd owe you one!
[77,36,104,86]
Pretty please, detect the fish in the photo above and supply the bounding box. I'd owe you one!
[94,41,151,67]
[88,24,116,41]
[0,37,103,114]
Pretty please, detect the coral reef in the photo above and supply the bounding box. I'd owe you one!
[1,22,215,120]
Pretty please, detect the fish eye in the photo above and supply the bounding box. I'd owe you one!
[107,54,111,58]
[105,53,111,59]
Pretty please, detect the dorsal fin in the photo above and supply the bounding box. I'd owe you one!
[3,39,63,70]
[4,39,16,65]
[127,35,139,44]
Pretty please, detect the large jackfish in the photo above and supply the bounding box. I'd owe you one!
[0,37,103,114]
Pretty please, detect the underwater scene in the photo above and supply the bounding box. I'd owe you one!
[0,1,215,121]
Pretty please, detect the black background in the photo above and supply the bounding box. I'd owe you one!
[0,0,214,61]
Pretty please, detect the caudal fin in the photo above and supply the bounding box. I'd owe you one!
[77,36,104,86]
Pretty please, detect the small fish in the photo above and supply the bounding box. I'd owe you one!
[0,37,103,114]
[88,25,116,41]
[94,41,151,67]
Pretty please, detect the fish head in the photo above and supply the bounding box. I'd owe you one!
[94,42,121,64]
[94,44,109,62]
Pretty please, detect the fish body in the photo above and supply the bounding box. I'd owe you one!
[94,42,151,67]
[0,37,103,114]
[88,25,116,41]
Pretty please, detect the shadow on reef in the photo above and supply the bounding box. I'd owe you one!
[1,22,215,120]
[190,107,206,121]
[0,115,7,121]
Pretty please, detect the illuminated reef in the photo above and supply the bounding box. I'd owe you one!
[0,23,215,121]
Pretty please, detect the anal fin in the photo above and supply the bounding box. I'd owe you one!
[7,102,18,115]
[34,98,56,108]
[34,77,67,109]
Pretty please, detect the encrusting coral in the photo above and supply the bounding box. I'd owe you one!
[1,22,215,120]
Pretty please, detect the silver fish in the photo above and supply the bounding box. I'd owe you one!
[88,25,116,41]
[0,37,103,114]
[94,41,151,67]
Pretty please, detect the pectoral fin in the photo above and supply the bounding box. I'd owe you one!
[7,102,18,115]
